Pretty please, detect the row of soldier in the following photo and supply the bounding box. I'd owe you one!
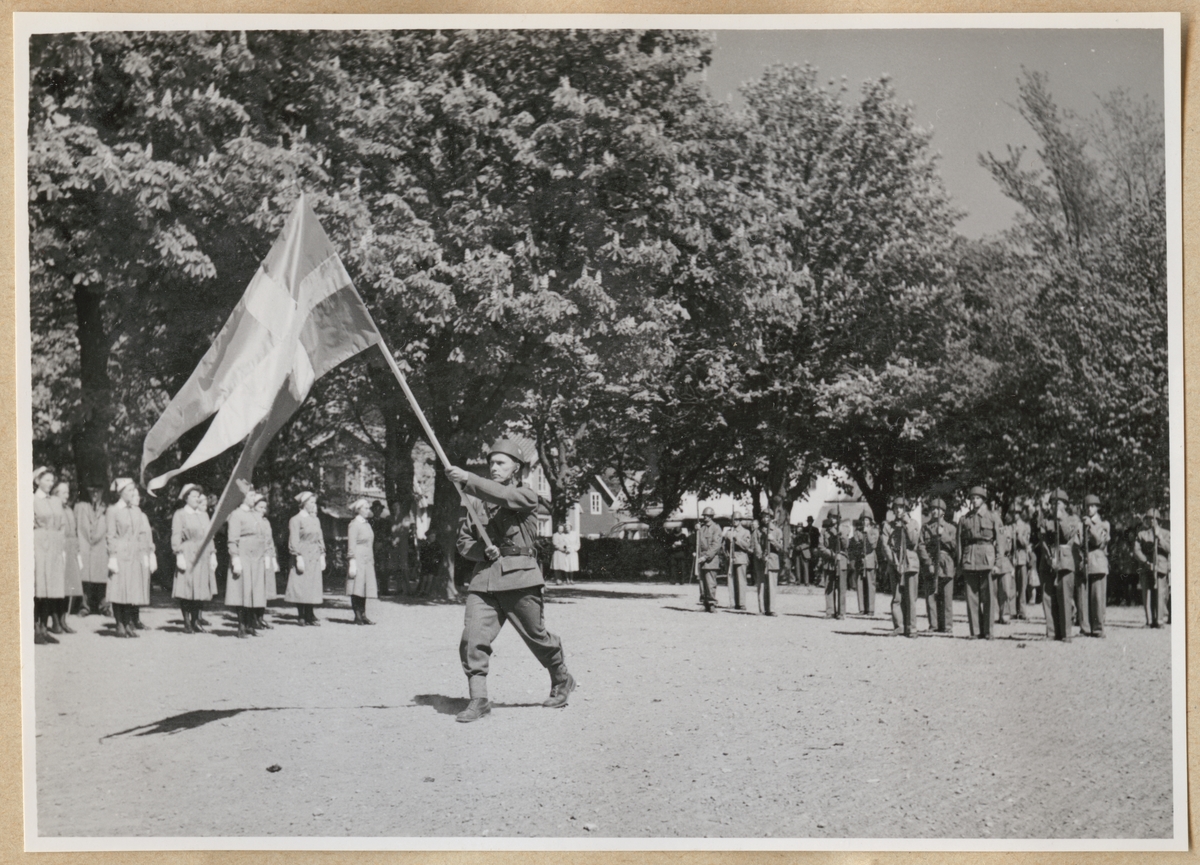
[30,467,380,644]
[673,487,1170,640]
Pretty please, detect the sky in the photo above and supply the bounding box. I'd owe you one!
[703,28,1165,238]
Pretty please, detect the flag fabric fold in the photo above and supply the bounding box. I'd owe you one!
[139,193,383,567]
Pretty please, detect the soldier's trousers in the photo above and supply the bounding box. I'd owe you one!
[856,567,876,615]
[730,563,748,609]
[1084,573,1107,635]
[893,572,918,634]
[461,588,565,698]
[1013,564,1028,618]
[700,568,720,608]
[963,570,994,639]
[1043,570,1074,641]
[797,557,811,585]
[996,571,1015,621]
[758,568,777,615]
[825,562,847,617]
[1142,573,1168,626]
[929,576,954,633]
[1073,570,1091,634]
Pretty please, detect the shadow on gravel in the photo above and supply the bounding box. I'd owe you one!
[103,707,272,739]
[411,695,544,715]
[547,588,674,601]
[661,605,718,615]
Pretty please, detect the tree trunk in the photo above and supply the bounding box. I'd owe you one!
[72,285,113,492]
[382,418,416,595]
[429,470,462,601]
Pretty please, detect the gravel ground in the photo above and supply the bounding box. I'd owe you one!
[31,581,1174,840]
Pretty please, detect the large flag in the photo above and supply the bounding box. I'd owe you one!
[141,193,383,564]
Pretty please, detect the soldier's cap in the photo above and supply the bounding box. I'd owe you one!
[489,436,536,467]
[178,483,204,501]
[891,495,908,508]
[110,477,135,495]
[928,498,946,511]
[349,498,371,513]
[1052,488,1070,503]
[295,491,316,507]
[1083,494,1101,507]
[1144,508,1162,520]
[32,465,54,485]
[967,485,987,499]
[858,513,875,525]
[701,506,716,517]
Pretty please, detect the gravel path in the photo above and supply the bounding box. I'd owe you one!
[32,582,1174,840]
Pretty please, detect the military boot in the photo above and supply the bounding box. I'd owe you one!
[543,671,576,708]
[455,698,492,723]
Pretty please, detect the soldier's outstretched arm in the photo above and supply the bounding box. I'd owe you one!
[458,471,539,512]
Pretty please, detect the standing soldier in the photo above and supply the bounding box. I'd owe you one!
[285,491,326,627]
[996,508,1017,625]
[753,512,782,615]
[1036,489,1080,642]
[886,497,921,637]
[849,514,879,617]
[795,516,816,586]
[696,507,723,613]
[729,512,752,610]
[1080,494,1110,638]
[919,498,957,635]
[1133,508,1170,628]
[1010,504,1032,620]
[75,487,109,618]
[448,438,574,723]
[957,486,1003,640]
[1022,500,1042,611]
[820,513,850,619]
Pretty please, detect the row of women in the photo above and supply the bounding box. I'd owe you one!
[32,467,380,642]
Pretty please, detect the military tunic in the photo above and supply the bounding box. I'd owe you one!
[285,511,325,605]
[1134,524,1170,627]
[957,506,1002,639]
[456,472,566,699]
[919,518,957,633]
[347,516,378,599]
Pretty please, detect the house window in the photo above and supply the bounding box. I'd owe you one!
[590,492,602,515]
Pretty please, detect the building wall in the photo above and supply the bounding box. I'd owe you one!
[578,482,623,539]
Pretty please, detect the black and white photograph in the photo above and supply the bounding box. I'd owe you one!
[15,13,1185,851]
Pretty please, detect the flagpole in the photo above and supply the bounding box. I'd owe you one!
[373,342,493,547]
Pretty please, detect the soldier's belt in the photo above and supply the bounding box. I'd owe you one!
[498,545,536,557]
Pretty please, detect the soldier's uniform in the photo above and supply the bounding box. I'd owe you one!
[696,511,724,613]
[820,515,851,619]
[1079,494,1110,637]
[729,517,752,610]
[795,518,816,586]
[957,487,1002,640]
[1133,509,1170,628]
[919,502,957,635]
[997,515,1016,624]
[849,516,879,616]
[753,517,782,615]
[1035,491,1081,642]
[1011,511,1032,619]
[885,499,921,637]
[456,439,572,718]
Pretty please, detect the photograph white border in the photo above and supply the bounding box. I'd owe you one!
[14,10,1186,852]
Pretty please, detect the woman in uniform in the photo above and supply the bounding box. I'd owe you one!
[106,478,156,638]
[75,487,109,617]
[347,498,377,625]
[225,491,269,638]
[171,483,218,634]
[33,466,67,644]
[286,491,326,626]
[54,480,84,625]
[253,495,278,630]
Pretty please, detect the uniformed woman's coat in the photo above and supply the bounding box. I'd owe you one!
[224,507,269,607]
[346,516,378,599]
[285,511,325,605]
[34,491,66,599]
[61,504,83,597]
[106,502,154,606]
[171,506,217,601]
[75,501,109,584]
